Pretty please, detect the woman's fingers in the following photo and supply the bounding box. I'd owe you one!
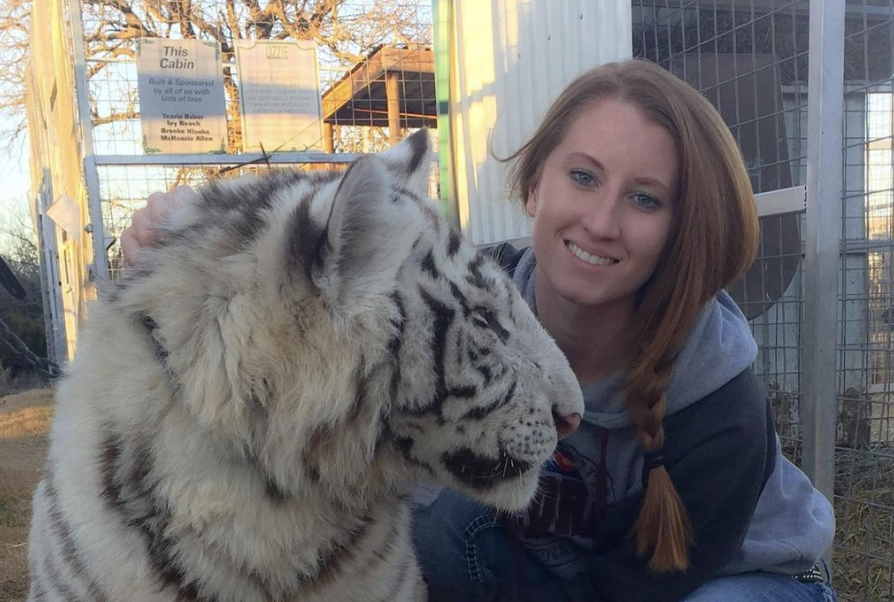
[121,185,199,265]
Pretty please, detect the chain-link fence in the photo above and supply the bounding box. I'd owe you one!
[634,0,811,448]
[634,1,893,600]
[63,0,437,282]
[31,0,893,598]
[836,2,894,599]
[78,0,434,153]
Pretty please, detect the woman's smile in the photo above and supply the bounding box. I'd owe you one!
[565,241,618,267]
[526,99,677,315]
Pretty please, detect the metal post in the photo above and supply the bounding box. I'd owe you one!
[83,156,108,278]
[34,175,68,363]
[68,0,94,158]
[434,0,458,229]
[802,0,845,504]
[386,72,401,145]
[68,0,109,280]
[322,122,334,154]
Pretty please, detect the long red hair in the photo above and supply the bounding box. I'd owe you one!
[505,58,759,572]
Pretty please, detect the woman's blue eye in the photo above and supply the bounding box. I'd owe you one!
[569,169,596,187]
[632,192,661,210]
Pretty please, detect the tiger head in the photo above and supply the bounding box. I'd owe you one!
[115,129,583,512]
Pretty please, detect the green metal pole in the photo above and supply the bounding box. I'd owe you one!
[433,0,458,229]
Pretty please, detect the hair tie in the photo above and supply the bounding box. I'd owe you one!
[641,448,665,488]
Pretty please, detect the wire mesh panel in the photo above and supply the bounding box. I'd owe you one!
[77,0,435,155]
[835,2,894,600]
[96,156,440,283]
[632,0,810,451]
[633,1,894,599]
[96,162,343,281]
[70,0,436,282]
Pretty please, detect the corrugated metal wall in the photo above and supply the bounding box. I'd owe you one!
[448,0,633,245]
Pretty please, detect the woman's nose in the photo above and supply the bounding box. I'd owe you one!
[581,194,622,239]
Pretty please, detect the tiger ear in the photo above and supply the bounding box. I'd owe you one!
[378,128,432,198]
[311,155,416,314]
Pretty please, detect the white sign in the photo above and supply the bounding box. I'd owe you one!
[46,194,81,242]
[236,40,323,152]
[136,38,227,154]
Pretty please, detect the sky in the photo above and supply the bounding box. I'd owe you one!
[0,13,33,235]
[0,120,34,254]
[0,150,31,215]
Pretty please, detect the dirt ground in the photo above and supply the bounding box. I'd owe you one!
[0,388,54,602]
[0,385,887,601]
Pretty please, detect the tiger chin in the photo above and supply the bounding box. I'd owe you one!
[27,129,584,602]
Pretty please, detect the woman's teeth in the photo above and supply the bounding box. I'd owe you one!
[567,242,616,266]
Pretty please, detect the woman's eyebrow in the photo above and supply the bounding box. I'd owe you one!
[631,175,674,195]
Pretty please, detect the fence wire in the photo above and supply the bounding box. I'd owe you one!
[47,0,894,598]
[837,2,894,600]
[75,0,435,155]
[66,0,437,281]
[97,161,357,280]
[634,1,894,599]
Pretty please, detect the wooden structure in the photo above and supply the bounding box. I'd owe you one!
[321,46,437,149]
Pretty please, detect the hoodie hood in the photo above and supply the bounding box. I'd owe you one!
[513,247,757,428]
[507,247,833,582]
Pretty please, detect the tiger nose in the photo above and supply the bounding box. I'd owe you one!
[553,411,582,440]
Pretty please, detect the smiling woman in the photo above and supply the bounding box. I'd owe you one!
[412,58,838,602]
[524,100,677,341]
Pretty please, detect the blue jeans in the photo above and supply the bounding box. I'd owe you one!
[413,489,838,602]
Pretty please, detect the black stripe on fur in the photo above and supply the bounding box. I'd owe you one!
[416,287,456,420]
[447,230,462,258]
[41,550,85,602]
[290,197,329,285]
[405,129,428,174]
[447,281,471,317]
[461,380,516,421]
[466,253,494,291]
[304,515,375,587]
[43,475,110,602]
[98,428,206,601]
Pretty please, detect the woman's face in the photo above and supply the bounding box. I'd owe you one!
[526,99,678,315]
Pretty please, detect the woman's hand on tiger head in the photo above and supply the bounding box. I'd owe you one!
[121,185,198,266]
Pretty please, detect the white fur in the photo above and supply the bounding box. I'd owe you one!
[28,130,584,601]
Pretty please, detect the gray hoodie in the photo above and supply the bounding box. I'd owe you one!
[510,247,834,597]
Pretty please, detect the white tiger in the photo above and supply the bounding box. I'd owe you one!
[27,130,584,602]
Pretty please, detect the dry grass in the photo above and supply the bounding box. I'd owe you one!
[833,446,894,602]
[0,387,53,602]
[1,386,893,601]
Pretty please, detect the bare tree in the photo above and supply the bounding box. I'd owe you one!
[77,0,431,151]
[0,200,40,304]
[0,0,31,156]
[0,0,430,153]
[0,200,50,378]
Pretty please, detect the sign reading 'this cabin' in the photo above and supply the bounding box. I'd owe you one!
[136,38,227,154]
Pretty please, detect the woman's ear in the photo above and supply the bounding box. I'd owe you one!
[525,186,538,218]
